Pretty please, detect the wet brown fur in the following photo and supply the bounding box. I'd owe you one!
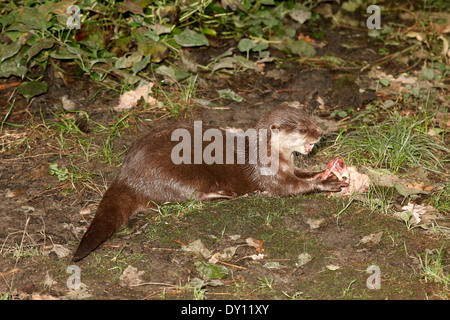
[73,106,347,261]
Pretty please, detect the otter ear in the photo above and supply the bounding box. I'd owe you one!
[270,124,280,133]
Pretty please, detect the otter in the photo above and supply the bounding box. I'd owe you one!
[72,106,348,261]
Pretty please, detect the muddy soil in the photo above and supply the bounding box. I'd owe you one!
[0,11,449,301]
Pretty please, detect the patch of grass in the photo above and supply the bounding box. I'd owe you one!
[257,276,275,293]
[418,245,450,299]
[429,183,450,215]
[150,196,204,219]
[332,111,449,173]
[365,185,396,215]
[153,73,199,118]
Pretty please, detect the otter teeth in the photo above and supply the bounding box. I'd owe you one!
[305,143,314,153]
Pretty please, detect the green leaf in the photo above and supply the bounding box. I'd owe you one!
[17,81,48,101]
[66,45,85,57]
[27,38,55,61]
[195,261,229,280]
[18,7,49,30]
[383,99,395,108]
[342,0,361,12]
[330,110,347,118]
[49,46,79,60]
[379,78,390,86]
[218,89,244,102]
[117,1,145,16]
[49,163,69,182]
[155,65,190,82]
[115,52,143,69]
[400,210,412,224]
[143,29,159,42]
[237,38,256,53]
[254,10,279,27]
[368,29,381,38]
[0,12,18,28]
[0,58,27,78]
[148,42,169,63]
[394,182,430,197]
[174,29,209,47]
[131,54,151,73]
[421,67,435,80]
[49,0,77,15]
[252,42,269,53]
[287,39,316,57]
[1,37,22,62]
[233,55,260,71]
[151,23,172,36]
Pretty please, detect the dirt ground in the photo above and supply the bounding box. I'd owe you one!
[1,9,449,301]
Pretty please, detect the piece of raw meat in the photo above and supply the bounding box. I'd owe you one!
[321,159,370,195]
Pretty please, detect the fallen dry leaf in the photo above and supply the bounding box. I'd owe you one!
[246,237,264,253]
[248,253,265,260]
[43,244,71,258]
[357,231,383,246]
[31,293,59,300]
[296,253,312,267]
[181,239,212,259]
[208,246,238,264]
[114,82,157,112]
[401,203,430,224]
[208,252,220,264]
[61,96,76,111]
[326,264,340,271]
[62,283,92,299]
[119,265,145,287]
[306,218,325,230]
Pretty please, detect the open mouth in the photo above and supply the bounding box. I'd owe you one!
[292,143,315,156]
[304,143,314,154]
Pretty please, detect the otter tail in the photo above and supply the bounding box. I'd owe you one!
[72,182,143,262]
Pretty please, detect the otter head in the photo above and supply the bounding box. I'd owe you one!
[266,107,323,157]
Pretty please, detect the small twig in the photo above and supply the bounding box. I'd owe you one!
[217,260,246,270]
[130,282,178,288]
[0,81,21,90]
[0,268,20,279]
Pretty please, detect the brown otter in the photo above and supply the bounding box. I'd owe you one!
[72,106,348,261]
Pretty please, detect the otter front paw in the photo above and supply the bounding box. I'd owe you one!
[317,174,349,192]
